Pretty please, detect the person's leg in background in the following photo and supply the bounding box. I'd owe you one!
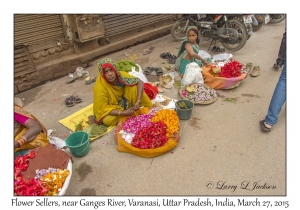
[261,62,286,131]
[274,31,286,69]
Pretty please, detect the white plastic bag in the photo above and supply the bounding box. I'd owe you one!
[198,50,211,59]
[182,62,204,86]
[212,53,233,63]
[128,64,148,83]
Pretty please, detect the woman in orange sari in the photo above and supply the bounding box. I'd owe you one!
[14,103,48,154]
[92,58,153,126]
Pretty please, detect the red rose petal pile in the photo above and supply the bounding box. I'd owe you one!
[219,59,243,78]
[14,150,48,196]
[131,121,168,149]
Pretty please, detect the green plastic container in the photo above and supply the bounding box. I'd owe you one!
[175,100,194,120]
[65,131,90,157]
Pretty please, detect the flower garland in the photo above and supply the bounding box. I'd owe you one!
[181,84,217,103]
[122,108,156,134]
[40,169,70,196]
[151,109,179,135]
[131,121,168,149]
[121,108,179,149]
[209,59,243,78]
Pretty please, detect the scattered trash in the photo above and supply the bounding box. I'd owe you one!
[75,67,89,77]
[222,97,238,104]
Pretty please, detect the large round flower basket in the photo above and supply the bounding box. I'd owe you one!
[114,108,181,158]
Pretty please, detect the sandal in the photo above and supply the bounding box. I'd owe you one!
[160,52,172,59]
[168,55,177,64]
[143,50,152,55]
[155,68,164,76]
[66,75,79,84]
[70,95,82,103]
[250,66,260,77]
[144,67,155,75]
[246,62,253,70]
[210,46,225,53]
[86,77,96,85]
[65,98,74,107]
[260,119,271,132]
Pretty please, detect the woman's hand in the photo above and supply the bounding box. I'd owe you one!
[202,59,209,66]
[14,141,20,150]
[122,107,135,116]
[133,101,140,111]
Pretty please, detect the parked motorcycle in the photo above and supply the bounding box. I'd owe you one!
[227,14,255,40]
[269,14,286,24]
[171,14,248,52]
[252,14,286,32]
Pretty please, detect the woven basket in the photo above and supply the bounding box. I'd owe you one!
[223,81,242,90]
[115,109,181,158]
[178,84,217,105]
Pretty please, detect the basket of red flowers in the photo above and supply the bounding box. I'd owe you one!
[114,107,181,158]
[201,59,248,90]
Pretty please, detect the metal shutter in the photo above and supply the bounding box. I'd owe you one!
[14,14,65,78]
[14,14,65,46]
[14,46,36,78]
[103,14,175,42]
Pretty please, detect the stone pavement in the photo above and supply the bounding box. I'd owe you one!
[14,22,286,196]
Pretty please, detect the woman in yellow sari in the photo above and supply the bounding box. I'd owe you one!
[14,103,48,154]
[92,58,153,126]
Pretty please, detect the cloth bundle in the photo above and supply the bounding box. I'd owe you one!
[143,83,158,100]
[201,66,247,89]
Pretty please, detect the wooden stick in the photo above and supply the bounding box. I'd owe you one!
[80,132,86,145]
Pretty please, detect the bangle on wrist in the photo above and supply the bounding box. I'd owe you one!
[137,99,141,103]
[16,139,24,147]
[20,136,27,143]
[118,110,121,116]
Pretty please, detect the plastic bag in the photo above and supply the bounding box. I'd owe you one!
[181,62,204,86]
[212,53,233,63]
[198,50,212,59]
[128,64,148,83]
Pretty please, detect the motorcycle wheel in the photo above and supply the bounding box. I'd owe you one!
[269,14,286,24]
[245,23,252,40]
[252,21,263,32]
[221,18,248,52]
[171,19,194,41]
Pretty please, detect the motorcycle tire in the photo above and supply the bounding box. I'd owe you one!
[171,19,195,41]
[252,21,263,32]
[245,22,252,40]
[269,14,286,24]
[221,18,248,52]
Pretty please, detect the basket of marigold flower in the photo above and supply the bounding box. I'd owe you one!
[114,107,181,158]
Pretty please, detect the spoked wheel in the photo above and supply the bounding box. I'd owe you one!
[171,19,194,41]
[221,18,248,52]
[269,14,286,24]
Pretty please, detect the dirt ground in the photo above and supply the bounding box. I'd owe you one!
[14,22,286,196]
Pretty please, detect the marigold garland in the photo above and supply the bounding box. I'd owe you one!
[151,109,179,134]
[40,169,70,196]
